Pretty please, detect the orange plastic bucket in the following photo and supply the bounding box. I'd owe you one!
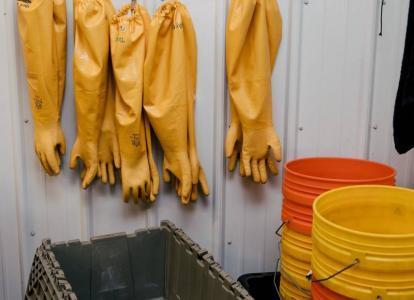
[281,198,313,235]
[312,282,350,300]
[282,157,395,234]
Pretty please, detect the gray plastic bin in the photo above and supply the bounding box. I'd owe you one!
[25,220,252,300]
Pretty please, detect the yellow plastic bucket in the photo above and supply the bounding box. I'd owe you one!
[312,185,414,299]
[280,274,311,300]
[281,226,312,264]
[279,222,313,299]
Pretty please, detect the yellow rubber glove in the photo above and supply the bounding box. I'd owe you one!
[111,4,158,203]
[181,6,209,201]
[226,0,282,183]
[17,0,66,176]
[97,71,120,185]
[144,0,192,204]
[96,0,119,185]
[70,0,110,189]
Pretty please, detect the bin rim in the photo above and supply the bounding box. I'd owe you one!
[313,185,414,239]
[284,157,396,184]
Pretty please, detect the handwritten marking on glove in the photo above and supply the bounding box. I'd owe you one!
[172,23,183,30]
[130,133,140,147]
[115,36,126,43]
[34,96,43,110]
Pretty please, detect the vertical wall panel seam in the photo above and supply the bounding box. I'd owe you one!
[0,227,6,300]
[6,3,26,295]
[3,0,26,296]
[366,0,382,159]
[285,0,304,160]
[212,0,227,264]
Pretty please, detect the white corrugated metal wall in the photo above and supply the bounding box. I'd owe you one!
[1,0,413,298]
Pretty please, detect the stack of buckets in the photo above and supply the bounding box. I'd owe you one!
[312,185,414,299]
[279,157,396,299]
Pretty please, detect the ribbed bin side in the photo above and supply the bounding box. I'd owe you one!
[162,221,253,300]
[25,240,76,300]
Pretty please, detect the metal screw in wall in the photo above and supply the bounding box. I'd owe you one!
[304,0,309,5]
[298,126,304,131]
[30,231,36,237]
[227,241,232,245]
[372,124,378,130]
[24,119,29,124]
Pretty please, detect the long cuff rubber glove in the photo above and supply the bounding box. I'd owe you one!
[71,0,109,189]
[97,0,119,185]
[144,114,160,202]
[144,1,192,204]
[226,0,282,182]
[225,0,281,183]
[98,71,120,185]
[111,4,153,202]
[180,5,209,201]
[17,0,66,176]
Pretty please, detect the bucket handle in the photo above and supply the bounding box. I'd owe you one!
[280,264,312,297]
[275,221,288,237]
[308,258,360,283]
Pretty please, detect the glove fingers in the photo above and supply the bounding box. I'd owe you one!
[191,184,198,202]
[151,171,160,197]
[242,155,252,177]
[48,149,61,175]
[149,188,156,203]
[101,163,108,184]
[199,168,209,196]
[82,165,97,189]
[259,159,268,184]
[175,178,180,197]
[163,164,171,183]
[145,182,151,200]
[270,137,282,162]
[113,140,121,169]
[251,159,260,183]
[69,148,79,169]
[40,152,54,176]
[239,159,246,177]
[267,157,279,176]
[108,163,116,185]
[181,194,190,205]
[225,126,239,157]
[132,186,139,203]
[97,162,102,178]
[228,150,238,172]
[181,174,192,202]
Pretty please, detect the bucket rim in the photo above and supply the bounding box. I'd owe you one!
[313,185,414,239]
[284,157,396,184]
